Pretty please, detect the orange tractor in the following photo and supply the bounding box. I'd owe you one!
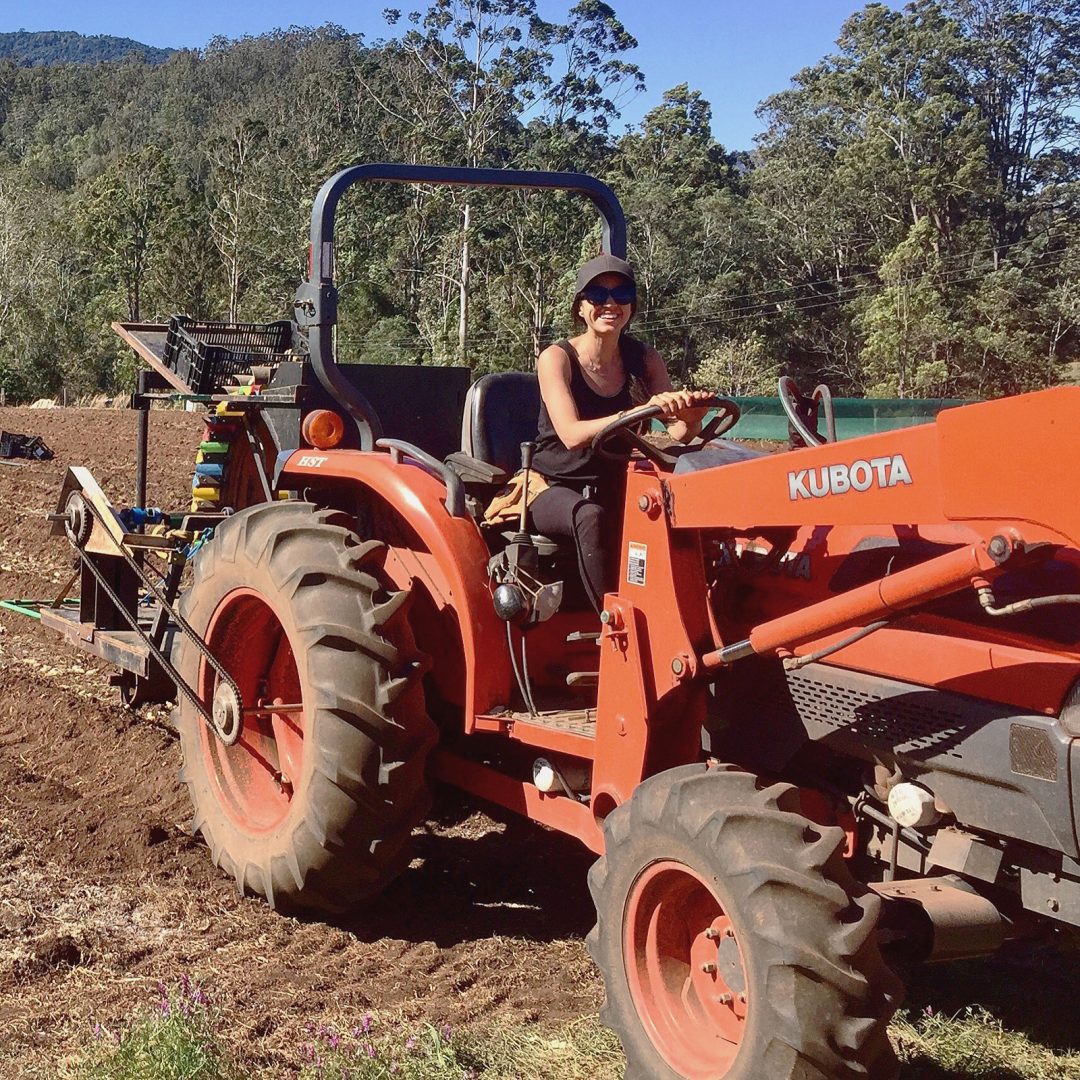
[27,164,1080,1079]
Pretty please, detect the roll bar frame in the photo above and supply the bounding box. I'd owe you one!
[293,162,629,450]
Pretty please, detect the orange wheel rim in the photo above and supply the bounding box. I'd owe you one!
[198,588,305,834]
[623,859,748,1078]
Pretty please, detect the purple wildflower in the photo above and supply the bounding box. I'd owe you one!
[441,1023,453,1042]
[406,1035,417,1051]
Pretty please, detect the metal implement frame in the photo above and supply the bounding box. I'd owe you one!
[50,487,243,744]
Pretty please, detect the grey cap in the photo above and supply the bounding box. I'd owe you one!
[575,254,635,294]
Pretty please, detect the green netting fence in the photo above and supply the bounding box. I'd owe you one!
[726,397,970,441]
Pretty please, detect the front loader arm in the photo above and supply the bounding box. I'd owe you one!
[666,388,1080,552]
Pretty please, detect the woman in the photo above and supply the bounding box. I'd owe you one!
[529,254,713,613]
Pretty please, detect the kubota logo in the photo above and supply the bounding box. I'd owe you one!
[788,454,912,500]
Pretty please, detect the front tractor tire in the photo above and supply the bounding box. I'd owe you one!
[174,502,435,915]
[588,764,901,1080]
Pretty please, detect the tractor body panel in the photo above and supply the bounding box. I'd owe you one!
[279,447,512,720]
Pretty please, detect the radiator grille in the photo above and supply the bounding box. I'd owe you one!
[786,671,966,754]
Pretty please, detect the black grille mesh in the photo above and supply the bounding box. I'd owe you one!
[784,671,968,754]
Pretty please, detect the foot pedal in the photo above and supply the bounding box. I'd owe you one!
[566,671,599,688]
[566,631,601,643]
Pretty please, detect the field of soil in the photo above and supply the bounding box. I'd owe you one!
[0,405,601,1078]
[5,405,1080,1080]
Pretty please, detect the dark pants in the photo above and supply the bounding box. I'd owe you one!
[529,483,614,614]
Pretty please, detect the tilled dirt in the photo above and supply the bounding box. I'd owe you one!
[0,406,601,1077]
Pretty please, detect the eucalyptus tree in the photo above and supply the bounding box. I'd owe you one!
[372,0,642,365]
[747,0,1080,393]
[947,0,1080,251]
[611,84,744,380]
[73,145,181,323]
[488,1,645,365]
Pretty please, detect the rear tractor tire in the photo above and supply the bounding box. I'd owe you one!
[174,502,436,915]
[588,764,901,1080]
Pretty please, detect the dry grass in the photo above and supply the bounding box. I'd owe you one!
[894,1005,1080,1079]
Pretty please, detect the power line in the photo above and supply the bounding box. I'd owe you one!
[332,239,1075,355]
[629,224,1073,322]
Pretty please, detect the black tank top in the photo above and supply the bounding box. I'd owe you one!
[532,336,648,488]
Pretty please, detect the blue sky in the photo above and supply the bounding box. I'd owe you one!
[4,0,894,150]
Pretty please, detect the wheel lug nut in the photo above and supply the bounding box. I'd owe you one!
[701,962,717,974]
[724,927,734,938]
[738,992,747,1004]
[704,928,719,939]
[717,993,732,1004]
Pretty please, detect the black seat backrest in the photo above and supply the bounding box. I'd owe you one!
[461,371,541,475]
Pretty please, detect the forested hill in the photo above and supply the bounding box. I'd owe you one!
[0,30,173,66]
[0,2,1078,405]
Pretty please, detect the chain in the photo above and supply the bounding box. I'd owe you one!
[72,497,242,743]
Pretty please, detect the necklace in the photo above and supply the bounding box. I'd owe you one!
[579,346,620,375]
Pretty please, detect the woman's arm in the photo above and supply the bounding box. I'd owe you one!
[537,344,629,450]
[642,346,713,443]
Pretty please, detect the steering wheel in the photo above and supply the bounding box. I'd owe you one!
[590,395,742,469]
[778,376,836,447]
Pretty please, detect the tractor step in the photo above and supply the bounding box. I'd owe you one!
[474,707,596,758]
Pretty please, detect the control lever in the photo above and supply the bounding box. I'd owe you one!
[516,441,536,539]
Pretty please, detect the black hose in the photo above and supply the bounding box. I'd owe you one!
[506,623,537,718]
[784,619,890,670]
[520,632,540,717]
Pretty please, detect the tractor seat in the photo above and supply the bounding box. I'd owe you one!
[459,371,541,474]
[451,371,560,552]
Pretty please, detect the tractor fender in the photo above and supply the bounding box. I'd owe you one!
[280,449,510,719]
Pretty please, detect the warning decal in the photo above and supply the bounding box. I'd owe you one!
[627,541,648,586]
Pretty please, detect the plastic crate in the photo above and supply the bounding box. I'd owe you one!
[162,315,294,394]
[0,430,52,460]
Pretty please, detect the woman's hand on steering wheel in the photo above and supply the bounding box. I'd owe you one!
[591,392,742,468]
[646,388,715,422]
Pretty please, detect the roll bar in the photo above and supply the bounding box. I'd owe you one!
[293,162,629,450]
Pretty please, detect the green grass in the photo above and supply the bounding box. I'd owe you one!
[69,980,237,1080]
[455,1019,622,1080]
[63,984,622,1080]
[66,971,1080,1080]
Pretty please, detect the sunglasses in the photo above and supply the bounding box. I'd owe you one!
[581,282,636,306]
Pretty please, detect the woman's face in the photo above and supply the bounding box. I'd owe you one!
[579,272,634,337]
